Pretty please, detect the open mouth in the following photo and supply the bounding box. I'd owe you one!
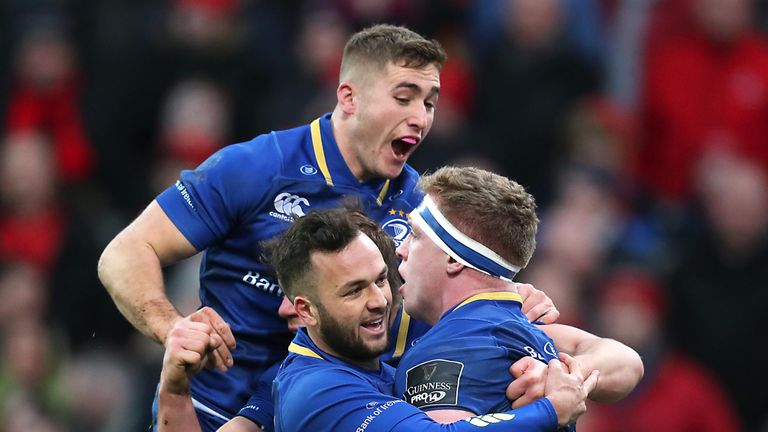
[361,318,384,333]
[391,137,419,160]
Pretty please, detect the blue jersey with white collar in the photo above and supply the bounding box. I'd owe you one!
[394,292,572,429]
[274,328,558,432]
[155,113,422,422]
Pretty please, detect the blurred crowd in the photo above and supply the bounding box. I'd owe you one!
[1,0,767,431]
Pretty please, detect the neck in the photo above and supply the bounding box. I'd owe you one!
[436,273,518,324]
[307,326,380,370]
[330,108,365,181]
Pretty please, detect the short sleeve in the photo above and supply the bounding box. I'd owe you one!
[237,362,281,431]
[156,136,282,250]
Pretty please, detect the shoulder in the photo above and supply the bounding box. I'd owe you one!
[396,164,423,200]
[277,357,368,390]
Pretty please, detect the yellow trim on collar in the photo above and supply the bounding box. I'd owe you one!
[392,306,411,359]
[376,179,391,206]
[288,342,324,360]
[310,118,334,186]
[454,292,523,311]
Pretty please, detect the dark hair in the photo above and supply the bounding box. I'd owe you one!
[340,199,403,292]
[267,208,361,301]
[340,24,447,78]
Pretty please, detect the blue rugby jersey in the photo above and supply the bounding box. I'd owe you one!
[236,304,432,430]
[394,292,574,430]
[382,304,432,367]
[274,329,557,432]
[155,113,423,422]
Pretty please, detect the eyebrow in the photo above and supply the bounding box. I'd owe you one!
[341,265,388,291]
[394,82,440,97]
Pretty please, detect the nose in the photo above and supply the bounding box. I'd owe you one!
[278,296,303,332]
[366,283,389,312]
[278,296,299,321]
[408,105,430,132]
[396,235,410,261]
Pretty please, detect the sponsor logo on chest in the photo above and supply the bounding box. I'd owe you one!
[404,359,464,408]
[242,271,283,296]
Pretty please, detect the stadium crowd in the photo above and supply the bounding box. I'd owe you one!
[0,0,767,430]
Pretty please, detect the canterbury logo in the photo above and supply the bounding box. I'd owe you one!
[274,193,309,218]
[465,413,516,427]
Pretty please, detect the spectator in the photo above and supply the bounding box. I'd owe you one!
[667,152,768,430]
[580,269,741,432]
[5,26,94,183]
[637,0,768,205]
[0,132,64,271]
[472,0,600,206]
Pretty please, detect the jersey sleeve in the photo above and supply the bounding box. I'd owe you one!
[237,362,281,431]
[156,135,282,250]
[277,368,557,432]
[392,399,558,432]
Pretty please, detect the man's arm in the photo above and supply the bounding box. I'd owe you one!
[278,358,596,431]
[97,201,235,367]
[98,201,194,343]
[156,308,264,432]
[506,323,643,405]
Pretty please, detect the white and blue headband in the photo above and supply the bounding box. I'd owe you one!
[409,195,521,282]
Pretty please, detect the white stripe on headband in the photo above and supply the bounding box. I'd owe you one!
[410,195,520,281]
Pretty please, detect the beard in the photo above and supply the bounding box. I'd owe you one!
[315,303,388,363]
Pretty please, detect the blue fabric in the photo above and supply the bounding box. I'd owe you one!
[394,295,561,416]
[274,329,557,431]
[154,113,423,426]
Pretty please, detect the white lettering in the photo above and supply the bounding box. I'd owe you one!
[355,400,403,432]
[175,181,195,209]
[242,271,283,296]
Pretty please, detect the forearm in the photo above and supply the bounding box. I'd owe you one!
[98,234,181,344]
[157,380,202,432]
[571,337,644,402]
[395,399,557,432]
[538,324,644,402]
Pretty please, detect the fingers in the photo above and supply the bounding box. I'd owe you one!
[190,307,235,371]
[516,283,560,324]
[507,381,528,408]
[547,358,564,374]
[526,303,560,324]
[199,307,237,349]
[508,357,548,409]
[509,356,534,378]
[583,370,600,395]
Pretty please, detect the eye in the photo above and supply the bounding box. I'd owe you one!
[425,101,436,110]
[395,97,409,104]
[375,275,388,287]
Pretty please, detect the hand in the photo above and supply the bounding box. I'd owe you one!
[543,353,599,426]
[517,283,559,324]
[170,306,236,372]
[506,356,548,408]
[160,313,222,395]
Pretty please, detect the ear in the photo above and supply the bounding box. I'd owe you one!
[337,82,356,115]
[294,296,318,326]
[446,255,465,276]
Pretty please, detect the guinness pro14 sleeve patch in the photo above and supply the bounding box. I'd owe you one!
[403,359,464,408]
